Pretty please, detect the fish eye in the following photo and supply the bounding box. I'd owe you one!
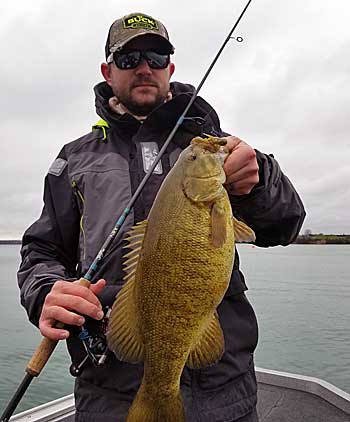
[187,153,197,161]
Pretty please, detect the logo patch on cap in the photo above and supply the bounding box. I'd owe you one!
[123,14,159,31]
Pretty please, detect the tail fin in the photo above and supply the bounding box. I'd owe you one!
[126,384,185,422]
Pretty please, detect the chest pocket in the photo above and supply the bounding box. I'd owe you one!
[69,151,134,275]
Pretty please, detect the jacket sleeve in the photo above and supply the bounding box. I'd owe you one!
[17,148,80,326]
[230,150,306,247]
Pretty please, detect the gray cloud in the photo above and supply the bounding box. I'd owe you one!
[1,0,349,237]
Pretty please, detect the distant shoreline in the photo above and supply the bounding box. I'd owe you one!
[294,234,350,245]
[0,240,21,245]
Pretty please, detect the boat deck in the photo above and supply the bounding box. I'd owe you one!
[258,382,349,421]
[10,368,350,421]
[256,367,350,421]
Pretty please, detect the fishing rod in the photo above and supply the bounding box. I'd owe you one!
[0,1,253,420]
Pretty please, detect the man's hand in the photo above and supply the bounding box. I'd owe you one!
[223,136,259,195]
[39,278,106,340]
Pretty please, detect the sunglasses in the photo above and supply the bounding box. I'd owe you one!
[107,50,170,70]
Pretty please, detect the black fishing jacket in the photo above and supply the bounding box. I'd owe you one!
[18,81,305,422]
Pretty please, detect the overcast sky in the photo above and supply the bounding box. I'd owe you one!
[1,0,349,239]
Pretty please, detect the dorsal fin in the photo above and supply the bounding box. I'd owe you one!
[106,220,148,363]
[122,220,148,279]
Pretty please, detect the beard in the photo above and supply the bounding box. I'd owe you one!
[115,77,169,116]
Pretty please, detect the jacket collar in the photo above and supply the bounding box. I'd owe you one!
[93,81,222,141]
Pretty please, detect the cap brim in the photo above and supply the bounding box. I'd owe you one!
[110,32,174,54]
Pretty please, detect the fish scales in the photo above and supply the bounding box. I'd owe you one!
[107,136,255,422]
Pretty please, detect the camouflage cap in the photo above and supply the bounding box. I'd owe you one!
[105,12,175,60]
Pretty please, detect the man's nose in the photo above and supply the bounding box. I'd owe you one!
[135,58,152,75]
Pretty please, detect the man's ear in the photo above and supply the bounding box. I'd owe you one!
[169,62,175,77]
[101,63,112,86]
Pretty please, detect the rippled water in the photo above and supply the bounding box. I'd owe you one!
[0,245,73,415]
[241,244,350,391]
[0,244,349,415]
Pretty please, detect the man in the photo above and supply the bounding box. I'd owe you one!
[18,12,305,422]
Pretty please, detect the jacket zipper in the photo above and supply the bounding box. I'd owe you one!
[71,180,86,260]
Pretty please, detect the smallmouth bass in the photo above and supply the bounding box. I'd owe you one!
[107,136,255,421]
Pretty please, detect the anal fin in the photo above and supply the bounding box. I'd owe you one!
[187,312,224,369]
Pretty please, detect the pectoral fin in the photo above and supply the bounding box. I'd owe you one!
[187,312,224,369]
[211,201,227,247]
[233,216,256,243]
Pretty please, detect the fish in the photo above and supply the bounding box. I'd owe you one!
[106,136,255,422]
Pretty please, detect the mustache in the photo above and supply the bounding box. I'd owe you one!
[131,77,159,88]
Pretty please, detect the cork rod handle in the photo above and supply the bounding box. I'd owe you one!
[25,277,91,376]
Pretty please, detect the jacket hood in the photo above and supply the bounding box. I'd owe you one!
[94,82,119,126]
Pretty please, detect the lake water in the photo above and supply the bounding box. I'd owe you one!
[0,244,349,415]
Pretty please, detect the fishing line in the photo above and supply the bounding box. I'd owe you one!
[0,2,253,420]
